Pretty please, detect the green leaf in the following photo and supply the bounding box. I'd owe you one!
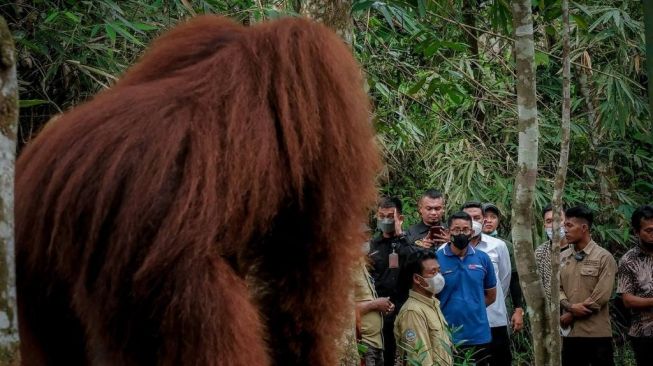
[408,76,428,95]
[105,23,117,44]
[19,99,49,108]
[535,51,550,66]
[351,0,376,12]
[572,14,588,29]
[64,11,81,23]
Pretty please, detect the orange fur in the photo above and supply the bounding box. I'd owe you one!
[16,15,379,365]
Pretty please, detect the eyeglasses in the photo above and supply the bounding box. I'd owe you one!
[449,228,472,235]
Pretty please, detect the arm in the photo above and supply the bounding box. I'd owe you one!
[497,241,512,298]
[622,293,653,309]
[356,297,393,316]
[583,255,617,310]
[484,287,497,306]
[483,252,498,306]
[396,311,434,366]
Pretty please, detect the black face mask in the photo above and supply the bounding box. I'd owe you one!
[640,239,653,250]
[451,234,470,250]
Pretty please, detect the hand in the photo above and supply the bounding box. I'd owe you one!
[373,297,394,314]
[417,237,435,248]
[569,303,592,318]
[511,308,524,332]
[560,312,574,327]
[431,229,449,245]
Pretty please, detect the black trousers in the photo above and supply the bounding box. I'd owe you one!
[562,337,614,366]
[630,336,653,366]
[458,343,491,366]
[382,313,396,366]
[489,326,512,366]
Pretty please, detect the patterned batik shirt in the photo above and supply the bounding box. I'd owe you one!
[617,245,653,337]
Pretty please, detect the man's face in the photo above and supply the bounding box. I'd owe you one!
[377,207,397,221]
[463,207,484,223]
[544,210,566,229]
[637,218,653,245]
[449,218,472,237]
[419,197,445,226]
[420,258,440,278]
[564,217,588,244]
[483,211,499,234]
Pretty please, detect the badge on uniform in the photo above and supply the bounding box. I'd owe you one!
[389,251,399,269]
[404,329,416,343]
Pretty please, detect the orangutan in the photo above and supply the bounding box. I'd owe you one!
[15,15,379,366]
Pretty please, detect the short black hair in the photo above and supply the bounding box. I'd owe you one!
[461,201,483,212]
[447,211,472,228]
[631,205,653,232]
[543,203,567,218]
[542,203,553,218]
[397,250,437,306]
[420,189,443,202]
[482,203,500,216]
[565,205,594,228]
[378,196,403,215]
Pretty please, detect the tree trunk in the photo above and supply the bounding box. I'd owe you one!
[509,1,552,365]
[462,0,486,125]
[299,0,353,45]
[548,0,571,363]
[0,15,19,362]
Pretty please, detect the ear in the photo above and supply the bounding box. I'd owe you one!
[413,274,424,287]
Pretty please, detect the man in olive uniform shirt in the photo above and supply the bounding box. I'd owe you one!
[394,250,453,366]
[354,255,394,366]
[559,206,617,366]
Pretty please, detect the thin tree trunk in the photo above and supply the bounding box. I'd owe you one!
[509,1,551,365]
[462,0,486,124]
[299,0,353,45]
[0,15,19,361]
[549,0,571,363]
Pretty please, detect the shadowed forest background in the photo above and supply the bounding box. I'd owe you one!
[1,0,650,364]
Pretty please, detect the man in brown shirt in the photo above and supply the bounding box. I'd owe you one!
[559,206,617,366]
[617,205,653,366]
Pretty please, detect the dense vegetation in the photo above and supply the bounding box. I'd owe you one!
[1,1,649,364]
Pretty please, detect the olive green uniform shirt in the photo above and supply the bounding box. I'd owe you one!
[394,290,453,366]
[354,263,384,349]
[560,240,617,337]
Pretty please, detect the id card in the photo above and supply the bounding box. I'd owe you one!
[389,251,399,268]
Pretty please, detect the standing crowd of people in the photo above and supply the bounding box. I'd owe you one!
[353,189,653,366]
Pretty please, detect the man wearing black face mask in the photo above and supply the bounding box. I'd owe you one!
[369,197,418,366]
[436,212,497,366]
[617,205,653,366]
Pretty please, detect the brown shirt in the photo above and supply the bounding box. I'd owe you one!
[560,240,617,337]
[616,245,653,337]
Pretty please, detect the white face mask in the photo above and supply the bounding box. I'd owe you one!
[420,273,446,295]
[472,221,483,238]
[546,227,565,240]
[362,241,370,255]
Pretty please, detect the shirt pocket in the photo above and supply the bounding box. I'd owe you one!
[580,266,599,276]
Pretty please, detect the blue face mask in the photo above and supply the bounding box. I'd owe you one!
[489,230,498,237]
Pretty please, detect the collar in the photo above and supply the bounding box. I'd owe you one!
[443,243,476,257]
[575,240,597,255]
[414,221,431,234]
[408,289,439,307]
[635,244,653,257]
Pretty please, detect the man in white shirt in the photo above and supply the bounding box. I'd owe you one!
[462,201,513,366]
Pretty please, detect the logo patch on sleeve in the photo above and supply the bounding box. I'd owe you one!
[404,329,416,343]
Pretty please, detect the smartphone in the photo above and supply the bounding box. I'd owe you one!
[429,226,444,237]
